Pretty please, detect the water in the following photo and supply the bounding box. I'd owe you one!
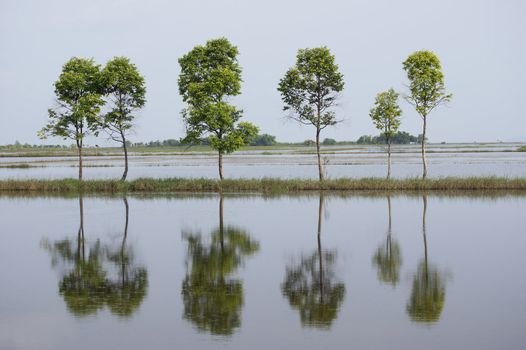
[0,193,525,349]
[1,144,525,179]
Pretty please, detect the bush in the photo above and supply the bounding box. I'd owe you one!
[322,138,337,145]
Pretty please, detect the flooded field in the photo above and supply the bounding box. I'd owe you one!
[0,143,525,179]
[1,193,525,349]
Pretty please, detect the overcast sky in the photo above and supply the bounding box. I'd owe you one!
[0,0,525,145]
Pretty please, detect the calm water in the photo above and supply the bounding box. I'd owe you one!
[1,144,525,180]
[1,193,525,349]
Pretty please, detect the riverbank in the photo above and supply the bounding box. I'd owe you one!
[1,177,526,194]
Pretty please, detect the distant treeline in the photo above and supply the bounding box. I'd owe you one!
[1,132,426,149]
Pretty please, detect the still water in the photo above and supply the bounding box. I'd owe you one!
[0,193,525,349]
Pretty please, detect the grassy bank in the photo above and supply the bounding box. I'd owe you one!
[1,177,526,194]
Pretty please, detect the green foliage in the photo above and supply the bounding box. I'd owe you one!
[517,146,526,152]
[99,57,146,142]
[403,50,452,117]
[178,38,258,157]
[356,131,420,144]
[250,133,277,146]
[322,138,337,145]
[39,57,104,142]
[278,47,344,129]
[369,88,402,139]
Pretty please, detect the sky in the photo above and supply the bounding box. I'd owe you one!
[0,0,525,145]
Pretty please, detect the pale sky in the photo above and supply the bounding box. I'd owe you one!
[0,0,525,145]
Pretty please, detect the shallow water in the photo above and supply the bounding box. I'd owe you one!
[1,146,525,180]
[0,193,525,349]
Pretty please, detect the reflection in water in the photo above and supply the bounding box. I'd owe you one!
[406,195,446,323]
[42,196,148,318]
[181,196,260,335]
[281,195,346,328]
[372,196,402,286]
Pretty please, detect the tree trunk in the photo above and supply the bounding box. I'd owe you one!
[77,143,83,181]
[316,127,324,181]
[421,116,428,179]
[121,197,129,286]
[218,151,224,180]
[121,132,129,181]
[78,194,85,262]
[387,137,392,180]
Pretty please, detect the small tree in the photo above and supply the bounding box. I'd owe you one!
[100,57,146,181]
[278,47,344,181]
[39,57,104,180]
[403,50,452,179]
[369,88,402,179]
[178,38,258,180]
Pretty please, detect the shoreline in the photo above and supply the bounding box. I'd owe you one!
[1,177,526,194]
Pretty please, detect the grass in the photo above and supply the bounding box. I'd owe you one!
[1,177,525,194]
[518,146,526,152]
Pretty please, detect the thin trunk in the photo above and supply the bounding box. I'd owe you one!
[421,116,428,179]
[316,127,324,181]
[121,132,128,181]
[317,194,324,301]
[218,151,224,180]
[77,142,83,181]
[387,136,392,180]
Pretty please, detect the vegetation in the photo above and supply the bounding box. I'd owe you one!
[356,131,422,145]
[39,57,104,180]
[178,38,259,180]
[518,146,526,152]
[369,88,402,179]
[278,47,345,181]
[1,177,525,194]
[403,50,452,179]
[100,57,146,180]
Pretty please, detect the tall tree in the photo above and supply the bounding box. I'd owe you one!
[178,38,259,180]
[278,47,344,181]
[100,57,146,181]
[403,50,452,179]
[369,88,402,179]
[39,57,104,180]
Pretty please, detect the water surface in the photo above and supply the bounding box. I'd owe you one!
[0,193,525,349]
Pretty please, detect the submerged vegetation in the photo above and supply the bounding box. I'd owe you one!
[1,177,525,194]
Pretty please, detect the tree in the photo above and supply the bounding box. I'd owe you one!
[403,50,452,179]
[250,133,277,146]
[369,88,402,179]
[278,47,344,181]
[181,196,259,335]
[39,57,104,180]
[281,195,346,328]
[178,38,259,180]
[100,57,146,181]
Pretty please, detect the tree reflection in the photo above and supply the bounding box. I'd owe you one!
[372,195,402,286]
[406,195,446,323]
[181,195,259,335]
[281,194,345,328]
[42,196,148,318]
